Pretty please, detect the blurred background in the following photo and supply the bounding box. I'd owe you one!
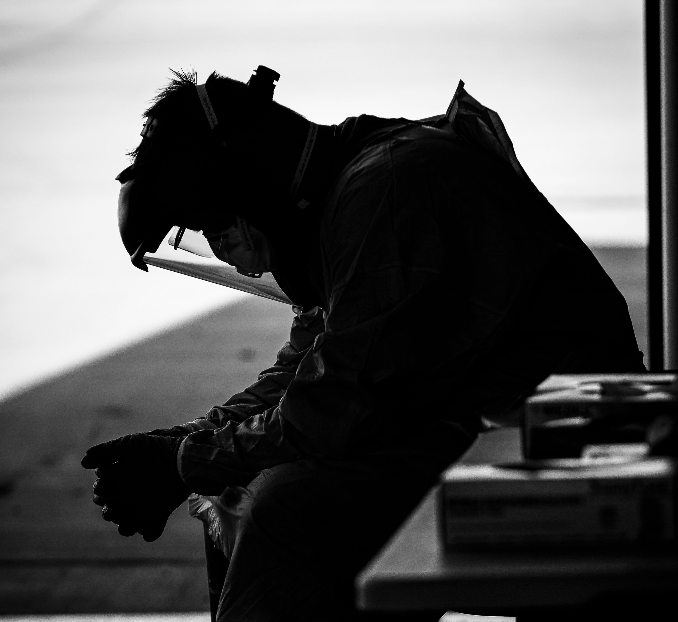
[0,0,646,616]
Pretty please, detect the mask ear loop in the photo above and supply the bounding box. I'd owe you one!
[289,122,318,209]
[217,230,227,259]
[195,84,225,144]
[233,216,263,278]
[235,215,255,252]
[173,226,186,250]
[196,80,318,211]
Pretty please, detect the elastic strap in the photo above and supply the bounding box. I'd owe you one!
[195,83,220,131]
[289,122,318,206]
[196,82,317,208]
[173,226,186,250]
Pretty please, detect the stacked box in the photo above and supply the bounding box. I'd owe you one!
[523,373,678,459]
[440,457,675,550]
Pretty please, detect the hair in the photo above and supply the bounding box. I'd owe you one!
[128,70,248,163]
[126,68,309,175]
[144,68,199,117]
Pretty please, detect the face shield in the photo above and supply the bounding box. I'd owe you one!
[118,167,277,276]
[142,226,290,304]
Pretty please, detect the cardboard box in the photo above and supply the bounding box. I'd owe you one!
[523,373,678,459]
[440,457,675,550]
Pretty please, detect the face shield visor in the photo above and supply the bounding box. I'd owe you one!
[142,226,290,304]
[118,165,277,276]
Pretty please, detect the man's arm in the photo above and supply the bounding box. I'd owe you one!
[148,305,325,437]
[81,305,326,537]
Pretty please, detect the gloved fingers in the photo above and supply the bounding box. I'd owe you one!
[113,508,146,536]
[138,513,170,542]
[96,481,184,503]
[118,523,139,537]
[82,435,134,469]
[106,505,168,541]
[94,456,173,482]
[101,504,119,523]
[95,495,168,517]
[101,502,144,527]
[94,462,179,494]
[92,471,148,496]
[84,432,186,543]
[93,457,139,479]
[113,496,186,515]
[112,514,144,538]
[92,468,187,504]
[92,477,112,497]
[94,494,142,511]
[100,500,171,541]
[141,526,165,542]
[101,503,138,524]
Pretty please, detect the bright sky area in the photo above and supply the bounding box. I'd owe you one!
[0,0,646,400]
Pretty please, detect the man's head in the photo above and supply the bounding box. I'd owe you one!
[117,67,313,271]
[117,167,238,269]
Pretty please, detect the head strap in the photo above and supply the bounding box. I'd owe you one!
[195,83,220,132]
[194,71,316,210]
[195,83,228,151]
[289,122,318,208]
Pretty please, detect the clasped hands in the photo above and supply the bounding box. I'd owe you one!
[81,431,190,542]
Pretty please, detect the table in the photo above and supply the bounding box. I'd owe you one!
[355,428,678,620]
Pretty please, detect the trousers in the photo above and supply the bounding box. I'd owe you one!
[200,431,475,622]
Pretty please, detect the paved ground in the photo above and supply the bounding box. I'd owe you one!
[0,247,646,615]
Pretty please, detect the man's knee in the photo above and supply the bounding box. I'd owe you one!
[235,460,326,552]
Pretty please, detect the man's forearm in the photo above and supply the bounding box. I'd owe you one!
[177,409,300,494]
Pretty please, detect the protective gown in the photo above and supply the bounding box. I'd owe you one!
[173,115,645,495]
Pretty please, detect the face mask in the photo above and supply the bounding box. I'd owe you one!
[204,216,278,277]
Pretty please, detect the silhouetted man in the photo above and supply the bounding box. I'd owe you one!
[83,67,644,622]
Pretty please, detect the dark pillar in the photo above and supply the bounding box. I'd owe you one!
[660,0,678,368]
[646,0,663,370]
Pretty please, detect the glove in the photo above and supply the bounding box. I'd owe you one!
[81,433,190,542]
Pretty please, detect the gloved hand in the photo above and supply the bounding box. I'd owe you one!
[81,433,190,542]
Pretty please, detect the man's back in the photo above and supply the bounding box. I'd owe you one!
[289,121,644,465]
